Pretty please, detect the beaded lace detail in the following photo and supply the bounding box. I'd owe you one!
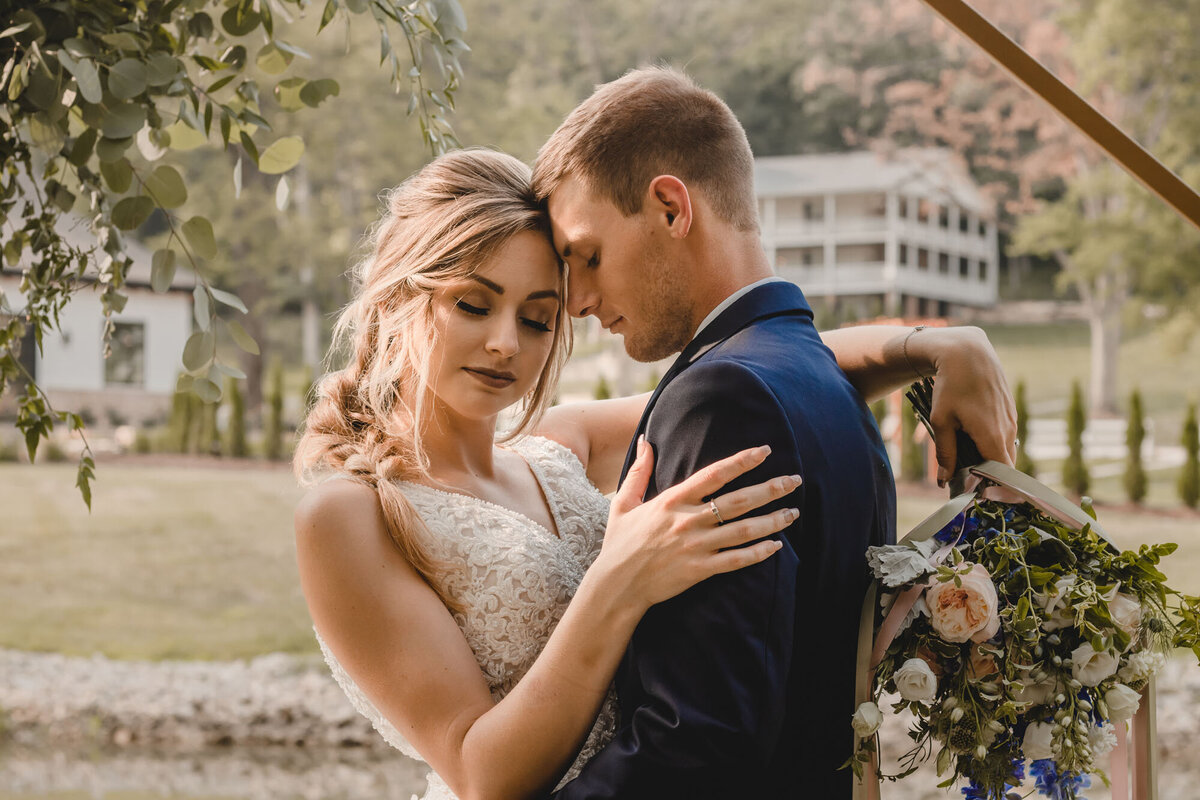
[317,435,617,800]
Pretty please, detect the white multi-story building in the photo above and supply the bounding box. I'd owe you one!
[756,148,999,318]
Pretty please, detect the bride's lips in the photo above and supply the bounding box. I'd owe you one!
[463,367,516,389]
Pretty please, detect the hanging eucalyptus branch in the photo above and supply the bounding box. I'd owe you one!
[0,0,466,507]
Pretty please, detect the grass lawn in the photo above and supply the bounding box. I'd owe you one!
[980,321,1200,438]
[0,459,314,661]
[2,457,1197,661]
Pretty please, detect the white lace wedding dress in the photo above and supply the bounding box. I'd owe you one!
[317,435,619,800]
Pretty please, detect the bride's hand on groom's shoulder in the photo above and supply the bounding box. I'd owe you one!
[593,439,802,610]
[926,326,1018,484]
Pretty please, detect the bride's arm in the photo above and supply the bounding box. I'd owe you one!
[295,445,797,800]
[536,392,651,494]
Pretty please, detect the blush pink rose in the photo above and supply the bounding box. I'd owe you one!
[925,563,1001,644]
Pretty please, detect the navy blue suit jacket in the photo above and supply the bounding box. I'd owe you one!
[550,281,896,799]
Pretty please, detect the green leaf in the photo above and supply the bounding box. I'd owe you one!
[212,360,247,380]
[239,131,259,165]
[62,38,95,59]
[95,135,133,162]
[344,0,369,12]
[100,158,133,193]
[144,165,187,208]
[163,120,207,151]
[111,196,154,230]
[151,249,176,293]
[221,6,262,37]
[182,330,215,373]
[144,53,180,86]
[49,182,74,213]
[299,78,339,108]
[100,102,146,138]
[232,155,243,198]
[207,74,237,94]
[193,286,211,330]
[227,318,259,354]
[107,58,147,100]
[136,127,168,161]
[210,288,248,314]
[193,377,222,403]
[255,43,293,75]
[275,175,289,210]
[318,0,338,32]
[67,127,97,167]
[257,135,304,174]
[0,23,32,39]
[274,77,307,111]
[75,455,94,511]
[57,51,101,104]
[182,216,217,259]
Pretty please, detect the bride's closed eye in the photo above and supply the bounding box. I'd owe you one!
[454,298,554,333]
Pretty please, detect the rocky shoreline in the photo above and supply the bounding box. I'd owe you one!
[2,648,1200,799]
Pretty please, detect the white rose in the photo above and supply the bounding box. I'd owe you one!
[1108,593,1143,647]
[1041,607,1075,632]
[1089,722,1118,757]
[868,539,937,587]
[1105,684,1142,722]
[1022,721,1056,761]
[851,701,883,738]
[1036,574,1077,615]
[894,657,938,702]
[1071,642,1120,687]
[1014,675,1059,707]
[1118,650,1165,685]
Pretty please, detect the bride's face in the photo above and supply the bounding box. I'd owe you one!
[427,230,562,422]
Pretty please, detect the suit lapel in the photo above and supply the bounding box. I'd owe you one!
[617,281,813,482]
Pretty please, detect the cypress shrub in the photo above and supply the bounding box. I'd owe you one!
[1014,380,1035,477]
[1123,389,1147,505]
[167,386,191,453]
[593,374,612,400]
[870,398,887,428]
[227,378,248,458]
[264,360,285,461]
[1180,402,1199,509]
[1062,381,1089,498]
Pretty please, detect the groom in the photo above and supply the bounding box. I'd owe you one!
[533,67,1008,798]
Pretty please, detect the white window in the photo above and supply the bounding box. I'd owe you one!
[105,322,145,387]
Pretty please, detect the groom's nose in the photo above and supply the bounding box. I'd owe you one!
[566,270,599,319]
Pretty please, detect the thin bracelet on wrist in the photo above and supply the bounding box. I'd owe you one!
[903,325,931,379]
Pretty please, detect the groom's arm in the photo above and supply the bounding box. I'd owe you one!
[550,360,803,800]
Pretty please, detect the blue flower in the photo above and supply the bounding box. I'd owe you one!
[961,780,989,799]
[1029,759,1090,800]
[935,512,982,544]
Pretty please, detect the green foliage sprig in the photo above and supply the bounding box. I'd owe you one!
[0,0,466,506]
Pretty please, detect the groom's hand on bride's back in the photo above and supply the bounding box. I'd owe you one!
[595,439,802,611]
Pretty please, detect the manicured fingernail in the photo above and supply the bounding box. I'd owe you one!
[637,434,647,456]
[757,445,771,457]
[786,508,799,521]
[789,474,802,488]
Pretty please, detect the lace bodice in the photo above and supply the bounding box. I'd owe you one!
[317,435,617,800]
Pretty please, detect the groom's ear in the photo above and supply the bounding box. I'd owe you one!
[647,175,692,239]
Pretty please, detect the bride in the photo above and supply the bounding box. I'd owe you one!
[293,148,1014,800]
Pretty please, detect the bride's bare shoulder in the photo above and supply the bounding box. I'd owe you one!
[294,477,384,542]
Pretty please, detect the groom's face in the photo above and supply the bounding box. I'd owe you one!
[547,175,695,362]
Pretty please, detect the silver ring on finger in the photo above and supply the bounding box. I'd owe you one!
[1014,437,1021,448]
[708,499,725,526]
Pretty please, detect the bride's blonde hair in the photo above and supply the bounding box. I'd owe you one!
[294,149,571,611]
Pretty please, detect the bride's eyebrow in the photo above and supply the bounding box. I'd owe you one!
[525,289,560,301]
[471,276,505,294]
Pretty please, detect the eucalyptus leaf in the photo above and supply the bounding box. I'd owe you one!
[210,288,248,314]
[144,53,180,86]
[299,78,338,108]
[136,126,168,161]
[57,51,101,104]
[257,135,304,174]
[163,120,207,150]
[193,286,211,330]
[111,196,154,230]
[226,318,259,355]
[255,43,293,75]
[95,135,133,162]
[182,216,218,259]
[193,377,222,403]
[100,158,133,193]
[144,165,187,208]
[100,102,146,138]
[151,248,176,293]
[275,175,290,210]
[221,6,262,37]
[233,155,243,198]
[107,58,147,100]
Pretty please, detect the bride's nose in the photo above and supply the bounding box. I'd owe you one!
[484,314,520,358]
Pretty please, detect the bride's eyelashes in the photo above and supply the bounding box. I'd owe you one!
[453,297,554,333]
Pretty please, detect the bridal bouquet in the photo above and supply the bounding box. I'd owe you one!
[849,383,1200,800]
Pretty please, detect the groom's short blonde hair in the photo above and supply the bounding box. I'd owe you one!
[532,66,758,232]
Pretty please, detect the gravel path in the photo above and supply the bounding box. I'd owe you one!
[2,648,1198,799]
